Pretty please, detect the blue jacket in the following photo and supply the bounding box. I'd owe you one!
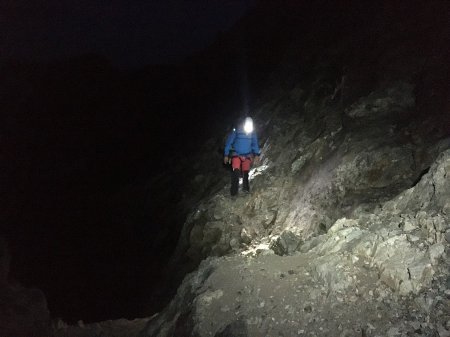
[224,128,261,157]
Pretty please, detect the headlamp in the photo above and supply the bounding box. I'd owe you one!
[243,117,254,134]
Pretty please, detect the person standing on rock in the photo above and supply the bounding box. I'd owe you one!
[224,116,261,196]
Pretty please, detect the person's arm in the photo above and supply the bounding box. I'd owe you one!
[224,131,236,163]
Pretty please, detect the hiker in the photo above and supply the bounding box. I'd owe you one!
[224,117,261,196]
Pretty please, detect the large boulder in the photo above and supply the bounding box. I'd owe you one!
[372,235,434,295]
[269,230,301,256]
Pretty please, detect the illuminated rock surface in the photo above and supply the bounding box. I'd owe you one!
[138,151,449,337]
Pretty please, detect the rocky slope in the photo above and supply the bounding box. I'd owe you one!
[134,3,450,336]
[139,148,450,337]
[50,1,449,336]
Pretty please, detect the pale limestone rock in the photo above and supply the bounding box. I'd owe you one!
[429,243,445,265]
[403,217,418,232]
[240,228,253,245]
[197,289,224,307]
[350,232,380,259]
[316,227,364,255]
[314,255,352,292]
[443,202,450,215]
[372,235,434,294]
[269,231,301,256]
[328,218,359,233]
[291,153,311,174]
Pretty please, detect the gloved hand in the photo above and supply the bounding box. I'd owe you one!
[224,156,230,164]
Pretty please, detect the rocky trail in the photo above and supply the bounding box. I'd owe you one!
[139,149,450,337]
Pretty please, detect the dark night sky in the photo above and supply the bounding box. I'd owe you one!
[0,0,254,67]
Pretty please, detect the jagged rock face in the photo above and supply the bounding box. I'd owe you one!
[164,0,449,274]
[177,77,448,267]
[140,150,450,337]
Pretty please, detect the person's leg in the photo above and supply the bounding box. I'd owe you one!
[230,157,242,196]
[241,157,252,192]
[242,171,250,192]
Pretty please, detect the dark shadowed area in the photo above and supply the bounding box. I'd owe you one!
[0,0,254,67]
[1,0,257,323]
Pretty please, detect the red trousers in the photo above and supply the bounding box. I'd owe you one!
[232,156,252,172]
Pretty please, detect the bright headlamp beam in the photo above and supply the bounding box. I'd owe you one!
[244,118,253,134]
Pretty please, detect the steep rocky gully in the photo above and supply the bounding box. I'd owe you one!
[3,2,450,337]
